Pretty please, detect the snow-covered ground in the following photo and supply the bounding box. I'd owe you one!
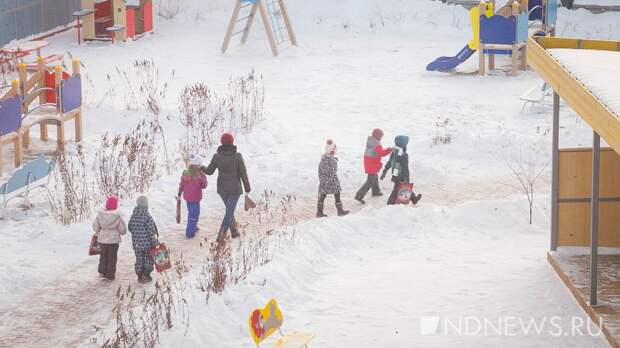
[1,0,620,346]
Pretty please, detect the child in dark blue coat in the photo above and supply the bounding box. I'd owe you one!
[381,135,422,205]
[128,195,159,283]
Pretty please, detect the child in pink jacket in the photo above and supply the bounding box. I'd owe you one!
[178,154,208,238]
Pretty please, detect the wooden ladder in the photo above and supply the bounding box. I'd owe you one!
[221,0,297,57]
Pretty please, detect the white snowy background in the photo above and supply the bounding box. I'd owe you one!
[1,0,620,347]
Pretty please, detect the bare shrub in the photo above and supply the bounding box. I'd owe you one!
[197,191,297,302]
[507,151,548,224]
[98,257,190,348]
[431,117,453,146]
[47,145,93,225]
[0,54,17,86]
[177,70,265,157]
[227,70,265,133]
[116,59,173,116]
[95,120,160,200]
[157,0,183,20]
[178,83,226,158]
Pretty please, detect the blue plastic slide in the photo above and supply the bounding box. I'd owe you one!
[426,45,476,72]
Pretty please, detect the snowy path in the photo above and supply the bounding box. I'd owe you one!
[162,198,609,347]
[0,181,516,347]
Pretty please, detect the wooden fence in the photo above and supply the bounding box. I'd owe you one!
[0,0,80,47]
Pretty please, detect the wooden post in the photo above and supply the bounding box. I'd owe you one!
[17,63,27,104]
[479,45,485,76]
[489,54,495,70]
[511,44,518,76]
[222,0,242,53]
[55,65,65,150]
[241,3,258,44]
[511,1,520,16]
[112,0,128,42]
[258,0,279,56]
[520,45,527,70]
[37,57,47,105]
[279,0,297,46]
[14,131,22,168]
[73,59,83,143]
[82,0,96,40]
[15,79,23,168]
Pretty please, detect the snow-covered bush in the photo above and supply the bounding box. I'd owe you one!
[116,59,173,116]
[47,145,93,225]
[178,71,265,158]
[178,82,226,157]
[94,121,160,200]
[431,117,453,146]
[156,0,184,20]
[95,258,190,348]
[197,191,297,302]
[227,70,265,134]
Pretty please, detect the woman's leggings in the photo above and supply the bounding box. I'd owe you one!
[318,192,342,204]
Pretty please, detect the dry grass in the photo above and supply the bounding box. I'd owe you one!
[47,145,93,225]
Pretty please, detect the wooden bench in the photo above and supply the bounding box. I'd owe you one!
[106,25,126,44]
[0,154,54,207]
[249,299,314,348]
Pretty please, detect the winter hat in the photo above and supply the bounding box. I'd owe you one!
[137,195,148,209]
[221,133,235,145]
[395,135,409,148]
[105,196,119,211]
[325,139,337,155]
[372,128,384,140]
[188,153,203,166]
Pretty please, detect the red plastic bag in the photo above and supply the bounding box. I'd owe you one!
[396,182,414,205]
[89,234,101,256]
[149,243,171,273]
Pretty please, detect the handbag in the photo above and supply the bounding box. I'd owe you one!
[244,195,257,211]
[396,182,414,205]
[88,234,101,256]
[149,243,171,273]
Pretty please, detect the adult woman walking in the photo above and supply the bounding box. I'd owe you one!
[202,133,251,242]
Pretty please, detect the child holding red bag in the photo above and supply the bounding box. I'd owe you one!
[381,135,422,205]
[92,196,126,281]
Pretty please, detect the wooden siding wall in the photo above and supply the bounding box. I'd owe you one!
[558,148,620,247]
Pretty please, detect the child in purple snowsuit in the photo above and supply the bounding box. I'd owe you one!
[178,154,208,238]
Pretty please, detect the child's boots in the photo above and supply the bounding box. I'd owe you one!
[316,202,327,218]
[411,193,422,205]
[336,202,349,216]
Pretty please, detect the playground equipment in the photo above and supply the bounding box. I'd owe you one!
[249,299,314,347]
[528,0,558,36]
[77,0,153,43]
[222,0,297,57]
[0,57,82,173]
[0,94,22,172]
[427,0,552,76]
[426,3,494,72]
[478,1,529,76]
[0,155,53,207]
